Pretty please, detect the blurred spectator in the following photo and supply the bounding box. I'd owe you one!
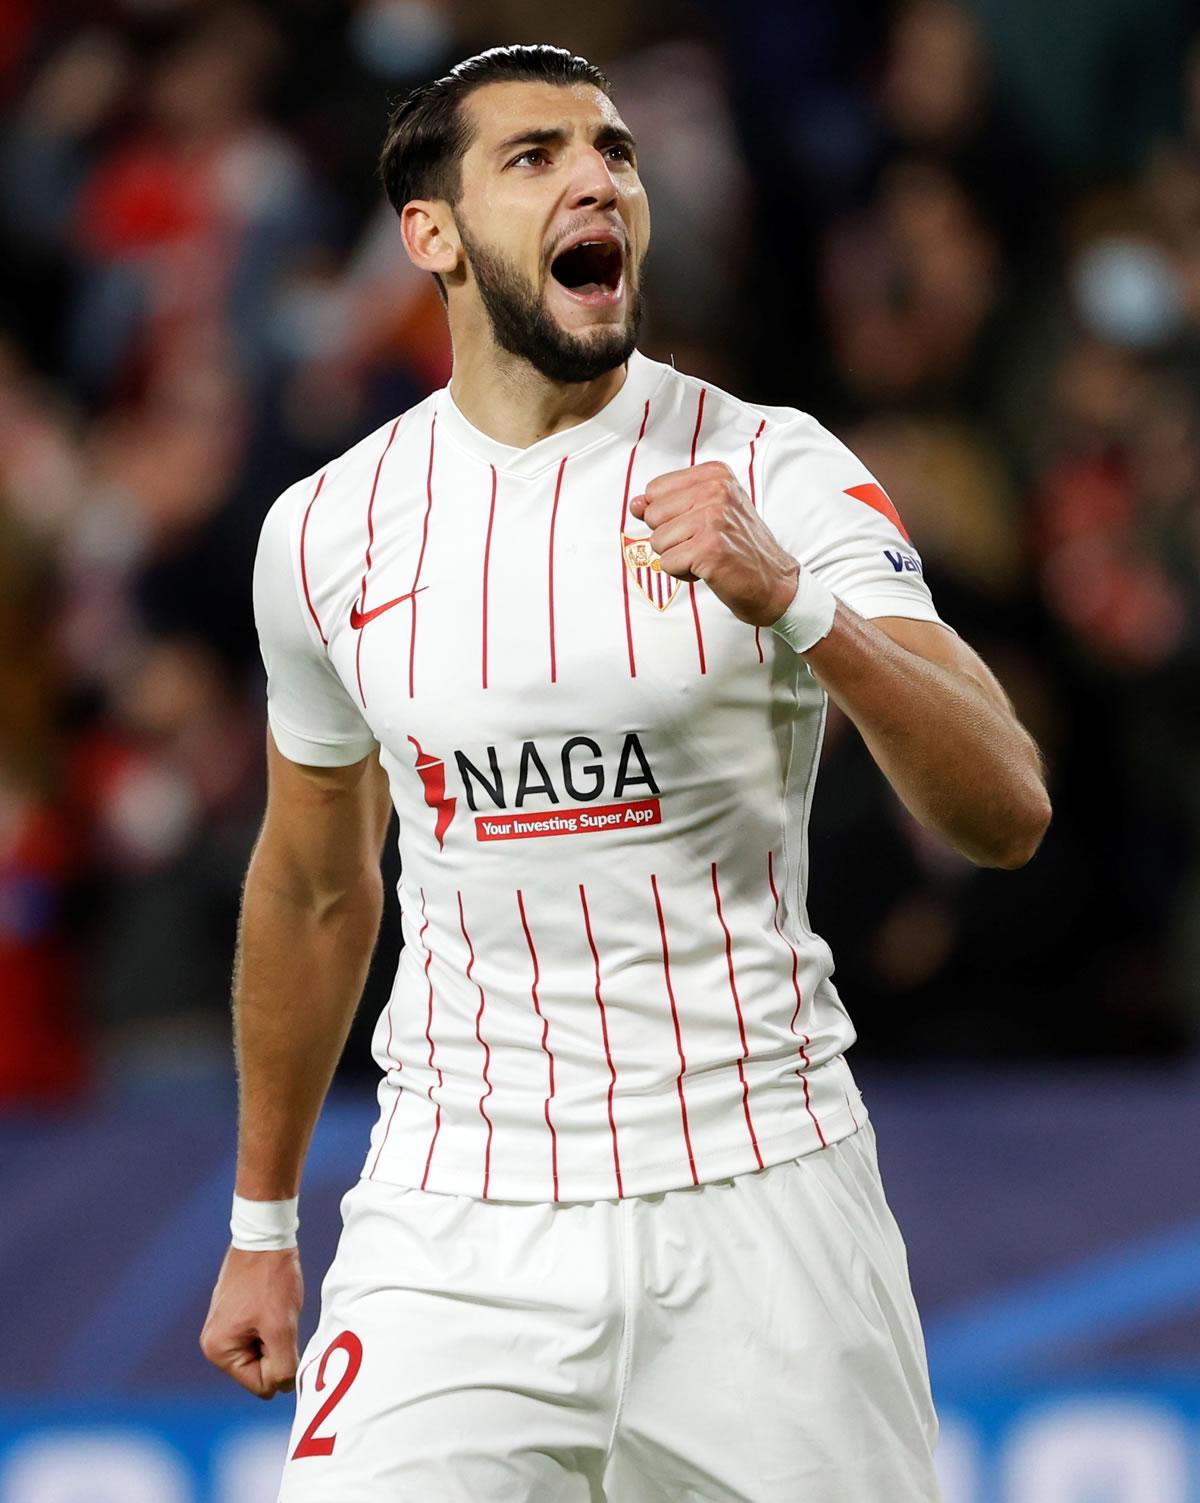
[0,754,85,1104]
[821,159,1005,411]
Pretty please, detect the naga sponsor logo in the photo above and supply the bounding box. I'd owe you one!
[883,548,924,576]
[409,736,456,849]
[408,731,661,844]
[477,799,661,842]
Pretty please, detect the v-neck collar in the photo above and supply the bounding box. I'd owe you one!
[436,349,666,479]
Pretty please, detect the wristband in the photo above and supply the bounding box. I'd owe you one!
[769,569,837,655]
[230,1194,299,1251]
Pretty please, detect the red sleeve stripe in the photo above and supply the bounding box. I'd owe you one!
[408,413,438,699]
[711,862,763,1169]
[844,482,911,544]
[686,388,708,675]
[299,470,328,645]
[579,883,624,1198]
[767,851,827,1147]
[618,400,651,678]
[354,417,403,706]
[517,889,559,1201]
[650,874,699,1185]
[747,419,767,663]
[418,888,444,1190]
[457,891,494,1198]
[481,464,498,689]
[547,455,568,684]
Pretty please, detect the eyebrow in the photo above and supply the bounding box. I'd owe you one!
[493,123,638,157]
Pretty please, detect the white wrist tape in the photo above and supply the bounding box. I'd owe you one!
[230,1194,299,1251]
[769,569,838,654]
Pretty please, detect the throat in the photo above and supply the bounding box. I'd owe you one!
[448,356,630,451]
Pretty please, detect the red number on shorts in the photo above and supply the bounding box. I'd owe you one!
[291,1330,363,1459]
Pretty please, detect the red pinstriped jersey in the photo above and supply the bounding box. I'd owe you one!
[253,351,941,1202]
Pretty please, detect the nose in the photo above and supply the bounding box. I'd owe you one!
[566,146,619,213]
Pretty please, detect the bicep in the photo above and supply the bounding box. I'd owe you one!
[257,734,392,904]
[871,615,1016,718]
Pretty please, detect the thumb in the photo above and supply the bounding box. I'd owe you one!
[629,493,646,519]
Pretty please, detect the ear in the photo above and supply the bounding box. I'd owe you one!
[400,200,461,281]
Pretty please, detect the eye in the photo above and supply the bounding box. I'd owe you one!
[605,143,635,165]
[511,147,549,168]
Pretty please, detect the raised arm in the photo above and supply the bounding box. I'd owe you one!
[200,734,391,1399]
[631,458,1050,870]
[802,610,1049,868]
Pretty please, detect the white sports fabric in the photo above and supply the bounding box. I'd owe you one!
[253,350,941,1202]
[276,1123,940,1502]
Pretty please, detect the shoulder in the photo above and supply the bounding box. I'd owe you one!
[644,355,833,462]
[307,396,439,509]
[259,395,438,556]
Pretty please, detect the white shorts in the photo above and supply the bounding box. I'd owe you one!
[277,1123,939,1502]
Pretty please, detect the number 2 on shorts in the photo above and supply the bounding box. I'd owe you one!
[292,1330,364,1459]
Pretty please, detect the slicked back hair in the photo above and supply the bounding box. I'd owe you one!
[378,44,613,300]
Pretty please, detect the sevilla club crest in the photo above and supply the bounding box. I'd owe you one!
[622,534,681,611]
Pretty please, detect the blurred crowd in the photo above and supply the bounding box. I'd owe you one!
[1,0,1199,1105]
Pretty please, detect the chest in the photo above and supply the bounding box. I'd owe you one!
[318,430,785,758]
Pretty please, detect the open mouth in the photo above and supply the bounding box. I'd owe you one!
[550,239,624,298]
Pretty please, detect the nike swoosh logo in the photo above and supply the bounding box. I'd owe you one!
[349,587,426,629]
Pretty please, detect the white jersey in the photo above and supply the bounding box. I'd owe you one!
[254,350,940,1202]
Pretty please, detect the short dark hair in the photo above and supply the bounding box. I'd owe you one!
[379,44,612,297]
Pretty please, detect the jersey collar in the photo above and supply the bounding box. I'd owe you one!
[436,349,666,479]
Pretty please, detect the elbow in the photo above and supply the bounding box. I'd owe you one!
[983,786,1053,870]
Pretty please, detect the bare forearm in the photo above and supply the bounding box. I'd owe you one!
[233,849,383,1199]
[804,606,1050,868]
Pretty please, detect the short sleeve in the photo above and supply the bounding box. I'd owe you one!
[253,485,378,767]
[761,414,942,625]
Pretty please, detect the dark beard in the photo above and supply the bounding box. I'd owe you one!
[459,222,644,385]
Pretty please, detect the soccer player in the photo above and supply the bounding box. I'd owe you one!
[200,44,1050,1502]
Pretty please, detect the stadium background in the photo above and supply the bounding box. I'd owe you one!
[1,0,1199,1498]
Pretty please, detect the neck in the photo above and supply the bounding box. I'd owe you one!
[448,333,629,451]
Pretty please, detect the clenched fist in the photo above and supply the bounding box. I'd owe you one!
[629,461,799,627]
[200,1245,304,1400]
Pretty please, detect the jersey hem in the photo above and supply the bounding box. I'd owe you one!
[359,1062,868,1204]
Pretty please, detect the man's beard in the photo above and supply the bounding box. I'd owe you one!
[458,222,644,385]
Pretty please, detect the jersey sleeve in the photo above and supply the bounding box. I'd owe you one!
[760,414,942,624]
[253,484,378,767]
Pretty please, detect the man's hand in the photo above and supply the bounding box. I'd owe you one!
[630,461,798,627]
[200,1246,304,1399]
